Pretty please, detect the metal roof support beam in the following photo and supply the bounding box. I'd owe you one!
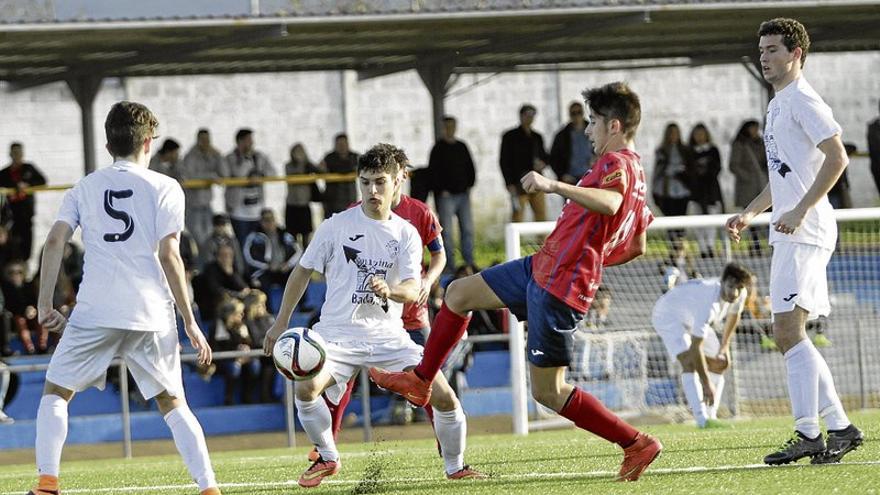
[66,76,102,175]
[417,61,456,141]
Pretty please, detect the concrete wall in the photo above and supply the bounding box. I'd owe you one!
[2,51,878,268]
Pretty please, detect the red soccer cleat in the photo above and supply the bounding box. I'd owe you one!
[298,456,340,488]
[307,447,320,463]
[617,433,662,481]
[368,368,432,407]
[446,465,487,480]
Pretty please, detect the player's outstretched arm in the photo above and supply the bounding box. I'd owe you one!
[726,184,772,242]
[37,221,74,334]
[520,171,623,215]
[159,233,212,366]
[370,277,419,304]
[719,302,746,363]
[263,263,313,355]
[419,247,446,306]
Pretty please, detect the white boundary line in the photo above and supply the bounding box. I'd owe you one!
[4,460,880,494]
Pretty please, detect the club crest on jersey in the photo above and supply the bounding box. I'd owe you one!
[602,170,622,184]
[386,240,399,258]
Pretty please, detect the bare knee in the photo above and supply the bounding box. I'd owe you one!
[154,390,183,416]
[43,382,75,402]
[428,377,460,412]
[444,279,471,313]
[531,388,567,411]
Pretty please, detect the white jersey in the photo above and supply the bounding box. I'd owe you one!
[56,160,184,332]
[764,77,841,250]
[299,206,422,341]
[652,278,746,339]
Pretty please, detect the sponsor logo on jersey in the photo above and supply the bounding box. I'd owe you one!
[602,169,623,184]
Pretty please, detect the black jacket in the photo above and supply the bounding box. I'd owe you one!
[549,122,590,180]
[243,227,301,281]
[427,139,476,194]
[0,163,47,220]
[500,127,548,193]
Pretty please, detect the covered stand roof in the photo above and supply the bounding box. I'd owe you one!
[1,0,879,87]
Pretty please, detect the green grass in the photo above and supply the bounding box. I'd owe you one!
[3,410,878,495]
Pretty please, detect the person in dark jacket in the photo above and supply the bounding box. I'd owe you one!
[427,116,476,270]
[687,123,724,258]
[500,104,549,222]
[242,208,301,289]
[550,102,592,185]
[652,123,692,242]
[0,142,47,262]
[318,134,359,218]
[867,101,880,198]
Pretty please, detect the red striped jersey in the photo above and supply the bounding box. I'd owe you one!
[531,149,652,313]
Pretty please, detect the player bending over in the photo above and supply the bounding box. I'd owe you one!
[371,82,662,481]
[263,144,483,488]
[31,102,220,495]
[652,263,752,428]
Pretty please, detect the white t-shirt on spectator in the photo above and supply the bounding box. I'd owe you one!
[652,278,747,339]
[299,206,422,341]
[56,160,184,332]
[764,76,841,250]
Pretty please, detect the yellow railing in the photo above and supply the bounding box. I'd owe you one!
[0,172,357,196]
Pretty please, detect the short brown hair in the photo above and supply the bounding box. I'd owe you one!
[358,143,407,175]
[582,82,641,140]
[104,101,158,158]
[758,18,810,66]
[721,262,753,287]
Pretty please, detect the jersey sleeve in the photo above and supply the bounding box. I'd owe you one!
[299,220,332,274]
[596,156,628,194]
[56,184,81,230]
[793,94,842,147]
[155,182,186,240]
[420,207,442,249]
[398,226,423,282]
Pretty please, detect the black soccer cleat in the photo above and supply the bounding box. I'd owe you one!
[811,424,864,464]
[764,431,825,465]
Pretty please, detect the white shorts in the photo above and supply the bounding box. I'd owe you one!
[654,321,720,360]
[770,241,832,320]
[46,325,184,400]
[320,334,423,404]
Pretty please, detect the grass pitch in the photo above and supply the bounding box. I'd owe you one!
[1,410,877,495]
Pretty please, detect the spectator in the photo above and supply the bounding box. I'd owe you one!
[652,123,692,233]
[500,104,549,222]
[244,290,276,402]
[200,213,245,276]
[867,101,880,197]
[0,225,14,269]
[0,285,12,357]
[148,138,182,181]
[687,123,724,258]
[214,298,260,405]
[550,102,592,185]
[427,116,476,271]
[223,128,276,247]
[0,358,12,424]
[1,261,49,354]
[285,143,320,248]
[828,143,855,209]
[729,120,768,256]
[0,142,47,262]
[182,129,224,245]
[318,133,359,218]
[659,238,700,293]
[243,208,300,290]
[193,243,253,325]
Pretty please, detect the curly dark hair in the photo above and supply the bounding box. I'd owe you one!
[357,143,407,175]
[722,262,754,287]
[758,18,810,66]
[581,82,641,140]
[104,101,159,158]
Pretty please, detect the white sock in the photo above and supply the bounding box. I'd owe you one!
[295,396,338,462]
[164,406,217,491]
[707,372,725,420]
[680,373,707,427]
[35,394,69,477]
[784,340,821,438]
[811,345,850,431]
[433,407,466,475]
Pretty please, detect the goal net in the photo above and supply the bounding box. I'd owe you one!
[505,208,880,434]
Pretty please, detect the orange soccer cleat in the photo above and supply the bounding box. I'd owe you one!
[368,368,432,407]
[307,447,320,463]
[446,465,487,480]
[617,433,663,482]
[27,475,59,495]
[199,488,222,495]
[298,456,340,488]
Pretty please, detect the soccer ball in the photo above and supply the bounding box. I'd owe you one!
[272,327,327,381]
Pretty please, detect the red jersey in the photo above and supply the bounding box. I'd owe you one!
[392,195,442,329]
[531,149,652,313]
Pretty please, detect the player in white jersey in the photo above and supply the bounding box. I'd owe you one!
[652,264,751,428]
[726,18,863,465]
[31,102,221,495]
[263,144,483,488]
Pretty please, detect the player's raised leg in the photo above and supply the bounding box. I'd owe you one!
[369,273,505,406]
[427,373,485,480]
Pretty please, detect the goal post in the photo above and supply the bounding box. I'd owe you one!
[507,208,880,434]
